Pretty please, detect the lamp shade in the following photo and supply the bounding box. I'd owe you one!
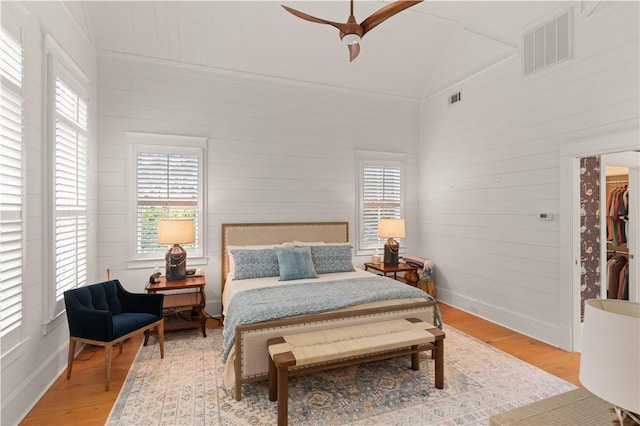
[157,218,195,245]
[378,218,406,238]
[579,299,640,414]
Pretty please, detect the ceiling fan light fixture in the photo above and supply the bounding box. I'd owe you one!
[342,33,361,45]
[282,0,423,61]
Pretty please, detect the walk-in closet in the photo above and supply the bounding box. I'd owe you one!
[605,167,630,300]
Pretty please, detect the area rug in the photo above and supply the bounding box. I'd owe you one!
[106,325,575,425]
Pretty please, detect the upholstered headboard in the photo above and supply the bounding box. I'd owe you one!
[221,222,349,292]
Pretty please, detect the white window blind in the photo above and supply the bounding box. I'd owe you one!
[362,165,402,246]
[135,149,201,257]
[1,25,24,343]
[54,76,88,301]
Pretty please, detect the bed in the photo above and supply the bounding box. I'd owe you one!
[221,222,440,400]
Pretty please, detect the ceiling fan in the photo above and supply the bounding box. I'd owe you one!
[281,0,423,62]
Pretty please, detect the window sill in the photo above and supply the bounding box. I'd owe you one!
[42,310,66,336]
[126,256,209,270]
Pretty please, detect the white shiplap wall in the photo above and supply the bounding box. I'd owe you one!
[96,58,420,313]
[418,2,639,348]
[1,2,99,425]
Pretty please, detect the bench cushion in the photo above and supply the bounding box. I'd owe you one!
[268,318,436,366]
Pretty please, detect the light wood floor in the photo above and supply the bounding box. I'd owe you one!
[20,303,582,425]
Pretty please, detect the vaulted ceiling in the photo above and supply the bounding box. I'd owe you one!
[66,1,575,100]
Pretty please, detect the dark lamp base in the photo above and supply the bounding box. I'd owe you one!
[165,244,187,281]
[383,241,399,266]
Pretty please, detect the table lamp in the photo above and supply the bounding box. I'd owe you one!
[378,218,405,266]
[579,299,640,425]
[157,218,195,281]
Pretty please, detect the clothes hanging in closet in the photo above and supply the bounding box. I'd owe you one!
[606,185,629,248]
[606,255,629,300]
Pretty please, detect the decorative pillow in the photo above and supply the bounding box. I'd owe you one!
[306,244,355,274]
[274,246,318,281]
[230,248,280,280]
[227,244,279,275]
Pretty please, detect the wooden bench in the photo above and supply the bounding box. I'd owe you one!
[267,318,445,426]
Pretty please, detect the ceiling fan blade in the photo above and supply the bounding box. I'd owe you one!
[360,0,422,35]
[281,5,352,34]
[348,43,360,62]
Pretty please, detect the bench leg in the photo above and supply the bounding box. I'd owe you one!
[411,345,420,370]
[434,339,444,389]
[269,356,277,401]
[277,366,289,426]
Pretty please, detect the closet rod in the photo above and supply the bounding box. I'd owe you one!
[607,248,629,254]
[606,180,628,184]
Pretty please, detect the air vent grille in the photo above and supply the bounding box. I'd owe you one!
[522,9,572,77]
[449,91,462,105]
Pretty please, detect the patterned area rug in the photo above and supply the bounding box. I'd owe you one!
[107,325,575,425]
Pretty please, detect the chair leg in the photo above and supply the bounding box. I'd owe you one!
[104,344,113,391]
[157,320,165,359]
[67,339,77,379]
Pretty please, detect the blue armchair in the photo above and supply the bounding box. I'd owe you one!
[64,279,165,391]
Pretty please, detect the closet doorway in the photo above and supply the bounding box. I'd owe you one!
[560,129,639,352]
[600,155,638,303]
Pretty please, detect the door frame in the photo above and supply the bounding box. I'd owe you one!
[559,128,640,351]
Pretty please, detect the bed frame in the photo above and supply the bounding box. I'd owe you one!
[221,222,438,400]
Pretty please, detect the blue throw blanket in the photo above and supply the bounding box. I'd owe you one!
[222,275,441,362]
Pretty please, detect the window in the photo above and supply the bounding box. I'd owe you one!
[49,49,89,316]
[356,151,405,254]
[1,24,24,350]
[132,138,205,262]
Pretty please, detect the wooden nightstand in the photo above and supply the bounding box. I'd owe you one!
[364,262,418,284]
[145,275,207,339]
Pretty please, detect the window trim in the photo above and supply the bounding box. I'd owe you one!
[126,132,208,269]
[355,150,406,256]
[44,35,89,325]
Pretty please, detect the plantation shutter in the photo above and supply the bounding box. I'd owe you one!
[54,77,88,301]
[1,26,24,340]
[136,150,200,255]
[362,165,402,246]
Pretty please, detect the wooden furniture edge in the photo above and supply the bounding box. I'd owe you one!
[235,300,436,334]
[67,319,164,391]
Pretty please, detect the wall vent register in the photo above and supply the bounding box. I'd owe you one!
[448,91,462,105]
[522,9,573,77]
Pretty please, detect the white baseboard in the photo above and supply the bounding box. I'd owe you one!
[2,340,70,426]
[438,289,570,351]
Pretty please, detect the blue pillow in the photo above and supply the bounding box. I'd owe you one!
[274,246,319,281]
[306,244,355,274]
[230,248,280,280]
